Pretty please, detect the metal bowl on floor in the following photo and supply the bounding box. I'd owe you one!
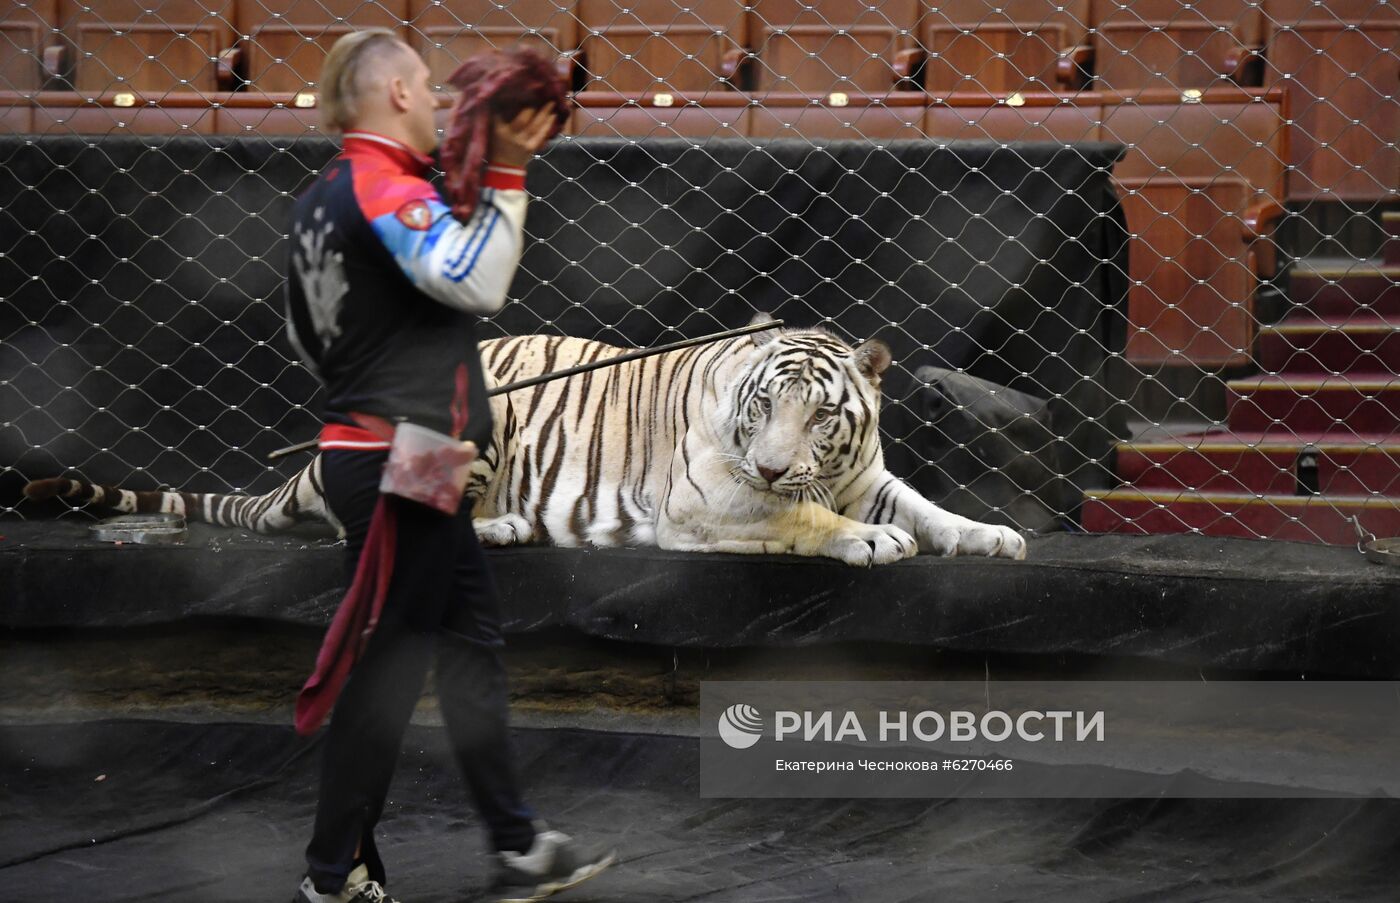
[89,513,187,545]
[1362,537,1400,568]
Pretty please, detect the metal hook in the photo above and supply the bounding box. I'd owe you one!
[1350,515,1377,554]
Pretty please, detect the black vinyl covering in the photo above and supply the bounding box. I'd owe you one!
[4,522,1399,679]
[4,718,1399,901]
[0,135,1128,530]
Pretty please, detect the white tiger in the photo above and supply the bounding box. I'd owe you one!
[26,315,1026,566]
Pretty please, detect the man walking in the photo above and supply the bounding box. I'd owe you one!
[284,29,614,903]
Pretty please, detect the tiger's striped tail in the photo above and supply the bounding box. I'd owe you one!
[22,457,338,536]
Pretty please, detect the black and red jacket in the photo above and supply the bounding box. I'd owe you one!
[284,131,528,451]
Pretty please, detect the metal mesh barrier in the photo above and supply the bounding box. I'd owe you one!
[1,1,1397,545]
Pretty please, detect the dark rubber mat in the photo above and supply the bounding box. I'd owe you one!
[3,719,1398,902]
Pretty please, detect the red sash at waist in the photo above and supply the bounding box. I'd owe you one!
[318,411,396,452]
[296,410,402,736]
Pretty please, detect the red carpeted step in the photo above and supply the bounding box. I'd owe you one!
[1254,316,1400,374]
[1289,265,1400,316]
[1081,488,1400,544]
[1116,433,1400,495]
[1225,373,1400,434]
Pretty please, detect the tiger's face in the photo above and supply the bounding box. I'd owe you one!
[731,328,892,498]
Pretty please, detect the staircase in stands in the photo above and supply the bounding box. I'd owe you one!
[1083,212,1400,544]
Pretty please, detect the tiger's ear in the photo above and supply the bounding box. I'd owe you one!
[748,311,781,347]
[853,339,892,385]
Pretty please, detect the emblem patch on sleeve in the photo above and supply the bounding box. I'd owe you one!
[395,199,433,231]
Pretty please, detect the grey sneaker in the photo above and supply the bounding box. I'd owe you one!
[491,826,616,902]
[293,863,400,903]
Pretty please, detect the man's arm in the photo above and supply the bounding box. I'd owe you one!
[368,169,528,317]
[367,105,556,318]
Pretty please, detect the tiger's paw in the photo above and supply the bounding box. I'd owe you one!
[961,523,1026,559]
[917,519,1026,560]
[823,522,918,567]
[474,513,533,547]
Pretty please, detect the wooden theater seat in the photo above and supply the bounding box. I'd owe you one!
[1091,0,1262,93]
[1100,88,1287,365]
[748,91,927,138]
[233,0,408,93]
[407,0,579,91]
[575,0,750,93]
[750,0,921,94]
[0,91,36,132]
[1263,0,1400,202]
[913,0,1093,93]
[1,1,63,91]
[570,91,753,138]
[13,89,217,134]
[923,91,1102,144]
[56,0,237,94]
[215,90,323,135]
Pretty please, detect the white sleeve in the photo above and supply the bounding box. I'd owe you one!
[369,180,529,317]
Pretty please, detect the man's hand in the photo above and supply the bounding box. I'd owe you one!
[489,105,556,169]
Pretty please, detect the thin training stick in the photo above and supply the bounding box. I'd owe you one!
[266,319,784,461]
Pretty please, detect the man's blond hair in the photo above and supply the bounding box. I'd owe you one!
[319,28,411,132]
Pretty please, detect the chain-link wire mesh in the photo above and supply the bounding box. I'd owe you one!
[1,1,1397,545]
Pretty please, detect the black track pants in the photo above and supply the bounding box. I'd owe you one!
[305,448,536,893]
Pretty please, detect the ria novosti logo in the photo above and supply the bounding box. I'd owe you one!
[715,702,1107,749]
[717,704,764,749]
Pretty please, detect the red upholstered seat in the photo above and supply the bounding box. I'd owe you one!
[750,0,921,94]
[576,0,750,94]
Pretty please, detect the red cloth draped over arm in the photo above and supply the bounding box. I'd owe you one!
[438,47,569,221]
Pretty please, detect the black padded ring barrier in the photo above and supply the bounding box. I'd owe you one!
[3,523,1398,679]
